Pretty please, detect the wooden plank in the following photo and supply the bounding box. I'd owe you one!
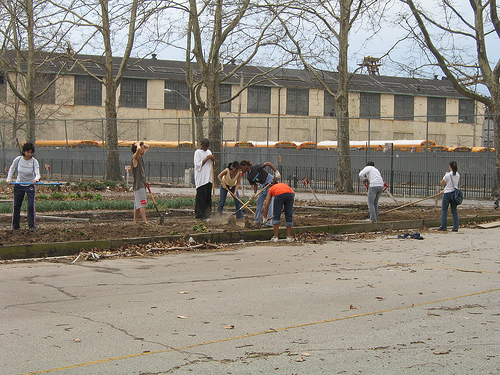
[477,221,500,229]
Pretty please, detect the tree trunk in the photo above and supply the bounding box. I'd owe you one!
[206,77,222,179]
[104,82,121,181]
[335,0,353,193]
[492,102,500,197]
[25,0,36,143]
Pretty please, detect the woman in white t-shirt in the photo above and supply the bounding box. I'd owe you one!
[438,161,460,232]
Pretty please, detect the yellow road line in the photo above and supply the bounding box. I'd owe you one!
[329,257,500,274]
[24,287,500,375]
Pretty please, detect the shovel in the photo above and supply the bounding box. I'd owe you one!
[226,186,255,215]
[233,182,273,215]
[145,183,165,224]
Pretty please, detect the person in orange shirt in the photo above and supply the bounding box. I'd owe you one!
[263,180,295,242]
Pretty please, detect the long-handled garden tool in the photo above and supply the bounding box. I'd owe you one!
[212,160,216,213]
[233,182,273,215]
[145,183,165,224]
[226,187,255,215]
[383,183,400,205]
[381,192,441,214]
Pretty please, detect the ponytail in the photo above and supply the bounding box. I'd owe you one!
[449,161,458,175]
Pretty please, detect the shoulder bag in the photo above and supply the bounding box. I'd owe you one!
[449,173,463,205]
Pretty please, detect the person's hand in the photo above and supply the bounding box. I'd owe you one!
[6,181,11,185]
[440,190,444,195]
[34,180,39,184]
[275,171,281,179]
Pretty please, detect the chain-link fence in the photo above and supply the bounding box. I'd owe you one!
[0,113,496,197]
[0,112,493,147]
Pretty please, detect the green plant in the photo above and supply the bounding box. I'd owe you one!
[37,194,49,200]
[50,192,66,200]
[192,223,207,233]
[169,230,179,235]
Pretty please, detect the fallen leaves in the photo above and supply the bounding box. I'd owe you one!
[433,350,451,355]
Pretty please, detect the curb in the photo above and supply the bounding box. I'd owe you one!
[1,215,499,260]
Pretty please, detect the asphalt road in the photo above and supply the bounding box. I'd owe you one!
[1,227,499,375]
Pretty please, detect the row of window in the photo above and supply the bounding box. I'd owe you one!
[1,74,476,123]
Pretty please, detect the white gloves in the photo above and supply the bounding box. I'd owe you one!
[275,171,281,179]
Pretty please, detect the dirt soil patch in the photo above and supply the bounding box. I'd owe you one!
[0,193,496,246]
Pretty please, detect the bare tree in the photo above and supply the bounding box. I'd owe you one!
[54,0,169,180]
[180,0,285,167]
[270,0,385,193]
[0,0,73,143]
[400,0,500,195]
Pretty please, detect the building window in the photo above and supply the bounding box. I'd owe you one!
[324,92,336,117]
[459,99,475,123]
[286,88,309,116]
[360,92,380,119]
[74,76,102,106]
[219,84,232,113]
[0,73,6,102]
[394,95,414,121]
[120,78,147,108]
[164,81,190,110]
[427,97,446,122]
[35,74,56,105]
[247,86,271,114]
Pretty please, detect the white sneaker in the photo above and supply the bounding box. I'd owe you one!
[270,236,279,243]
[286,236,293,242]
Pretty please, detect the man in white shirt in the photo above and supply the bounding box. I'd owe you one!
[358,161,384,222]
[194,139,215,219]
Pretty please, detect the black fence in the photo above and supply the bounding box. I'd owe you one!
[1,147,496,198]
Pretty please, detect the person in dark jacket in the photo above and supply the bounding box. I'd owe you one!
[240,160,280,227]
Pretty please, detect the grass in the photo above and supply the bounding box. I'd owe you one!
[0,194,254,213]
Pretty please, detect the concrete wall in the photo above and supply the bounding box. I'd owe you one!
[0,75,484,147]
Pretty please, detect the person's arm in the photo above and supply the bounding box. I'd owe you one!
[358,166,368,181]
[439,173,449,196]
[6,156,20,184]
[218,168,228,189]
[33,158,41,183]
[132,142,142,168]
[263,192,273,218]
[202,153,215,166]
[234,172,242,193]
[264,162,281,179]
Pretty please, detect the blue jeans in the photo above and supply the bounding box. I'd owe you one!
[440,192,459,231]
[272,193,294,227]
[218,185,243,219]
[368,185,384,222]
[255,174,275,223]
[13,184,36,230]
